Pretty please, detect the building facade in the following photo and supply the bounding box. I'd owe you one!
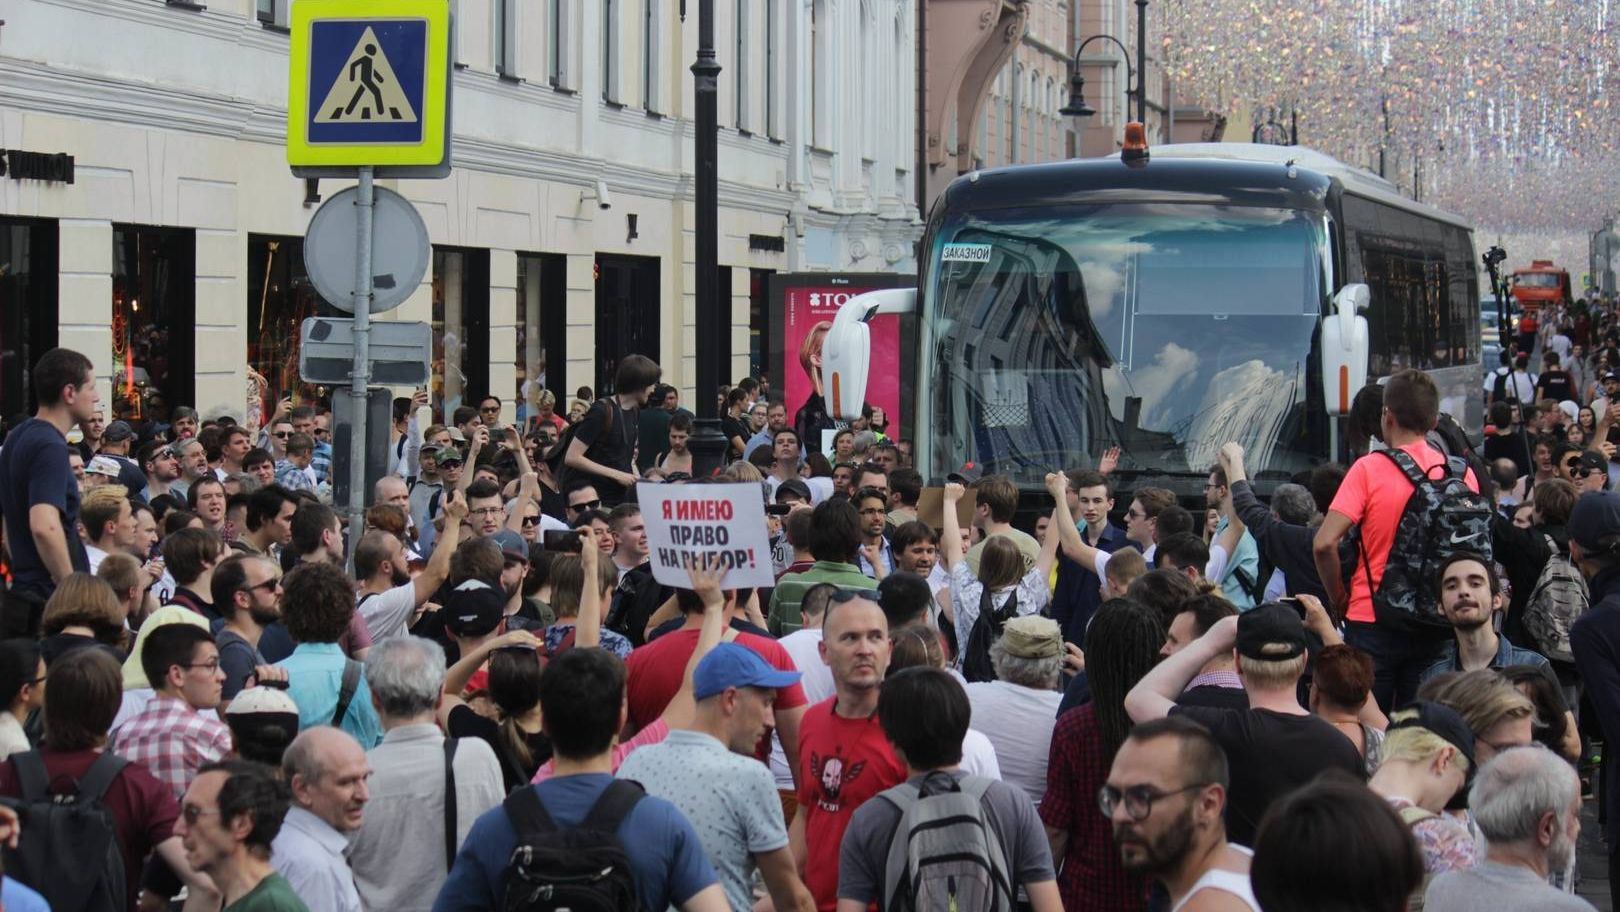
[0,0,919,429]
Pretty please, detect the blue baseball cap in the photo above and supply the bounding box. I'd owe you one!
[692,643,802,700]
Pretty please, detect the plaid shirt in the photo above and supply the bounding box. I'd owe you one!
[311,442,333,485]
[275,459,316,493]
[1039,703,1148,912]
[110,696,232,798]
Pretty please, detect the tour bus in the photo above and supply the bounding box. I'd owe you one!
[1510,260,1573,313]
[821,140,1481,503]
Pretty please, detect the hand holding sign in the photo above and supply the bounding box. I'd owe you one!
[685,553,727,611]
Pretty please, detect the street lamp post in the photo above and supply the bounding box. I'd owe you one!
[688,0,729,478]
[1061,0,1148,128]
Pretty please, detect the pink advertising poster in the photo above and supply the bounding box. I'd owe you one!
[775,274,907,451]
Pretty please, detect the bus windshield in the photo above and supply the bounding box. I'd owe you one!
[921,203,1331,487]
[1514,273,1562,288]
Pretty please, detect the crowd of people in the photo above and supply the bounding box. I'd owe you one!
[2,313,1620,912]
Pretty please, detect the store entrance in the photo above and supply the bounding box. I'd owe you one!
[594,254,660,396]
[0,218,59,419]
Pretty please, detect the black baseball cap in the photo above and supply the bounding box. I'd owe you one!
[775,478,813,504]
[1569,490,1620,553]
[1235,603,1308,661]
[1388,701,1476,771]
[947,462,984,485]
[444,580,505,637]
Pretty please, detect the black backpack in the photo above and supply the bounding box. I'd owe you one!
[2,751,128,912]
[1363,449,1494,632]
[500,779,645,912]
[960,588,1019,683]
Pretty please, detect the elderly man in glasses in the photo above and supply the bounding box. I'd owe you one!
[1102,716,1257,911]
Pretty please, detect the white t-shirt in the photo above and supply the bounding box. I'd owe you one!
[948,562,1050,655]
[357,582,419,642]
[960,729,1001,780]
[770,628,836,789]
[963,680,1062,807]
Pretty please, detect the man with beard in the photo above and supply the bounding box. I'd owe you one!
[213,553,292,707]
[141,439,184,501]
[353,493,467,643]
[1420,553,1551,683]
[1424,747,1593,911]
[1103,716,1259,911]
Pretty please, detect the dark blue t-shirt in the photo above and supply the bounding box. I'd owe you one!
[432,773,717,912]
[0,418,88,597]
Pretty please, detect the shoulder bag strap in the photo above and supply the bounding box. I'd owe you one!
[11,752,48,803]
[503,784,560,839]
[331,659,363,727]
[443,737,459,870]
[579,779,644,835]
[75,752,130,803]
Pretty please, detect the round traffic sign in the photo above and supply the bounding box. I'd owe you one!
[304,185,430,314]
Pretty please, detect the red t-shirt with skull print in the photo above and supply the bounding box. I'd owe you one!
[794,697,907,911]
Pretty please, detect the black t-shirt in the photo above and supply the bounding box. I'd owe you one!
[1177,685,1251,712]
[571,400,637,506]
[1538,369,1575,402]
[1171,705,1364,846]
[0,418,89,597]
[447,703,552,793]
[720,415,750,457]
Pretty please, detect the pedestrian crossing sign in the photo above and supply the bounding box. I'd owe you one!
[287,0,450,172]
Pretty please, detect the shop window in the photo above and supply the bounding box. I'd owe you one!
[749,267,773,379]
[0,218,58,417]
[112,226,195,422]
[432,247,491,423]
[515,252,567,431]
[247,235,336,425]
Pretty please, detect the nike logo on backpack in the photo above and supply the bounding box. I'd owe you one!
[1450,530,1483,545]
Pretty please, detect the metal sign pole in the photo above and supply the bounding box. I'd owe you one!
[347,166,375,566]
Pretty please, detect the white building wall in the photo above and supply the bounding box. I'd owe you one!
[0,0,918,419]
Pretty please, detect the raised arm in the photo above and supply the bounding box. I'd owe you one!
[506,472,541,535]
[1035,507,1061,582]
[1125,615,1238,722]
[437,629,544,726]
[575,531,604,648]
[414,490,466,604]
[658,557,729,730]
[940,483,967,570]
[457,427,487,495]
[1044,472,1095,571]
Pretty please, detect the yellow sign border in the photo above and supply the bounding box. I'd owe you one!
[287,0,449,168]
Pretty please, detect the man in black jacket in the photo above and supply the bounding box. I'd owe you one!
[1567,489,1620,910]
[1216,443,1335,602]
[604,503,671,646]
[1491,477,1575,644]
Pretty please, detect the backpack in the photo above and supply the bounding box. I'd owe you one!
[1523,535,1589,663]
[879,771,1017,912]
[1490,368,1514,405]
[1,750,128,912]
[500,778,644,912]
[1363,449,1494,632]
[544,401,615,487]
[960,587,1019,683]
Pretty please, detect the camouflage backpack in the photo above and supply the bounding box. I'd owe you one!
[1364,449,1494,632]
[1523,535,1588,663]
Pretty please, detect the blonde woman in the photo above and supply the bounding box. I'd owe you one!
[1368,703,1479,909]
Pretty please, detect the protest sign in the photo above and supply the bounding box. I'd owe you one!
[637,481,776,589]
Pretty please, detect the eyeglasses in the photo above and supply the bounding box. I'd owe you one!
[569,499,601,512]
[471,507,505,517]
[181,805,223,826]
[183,659,222,672]
[1097,782,1211,821]
[1126,509,1146,520]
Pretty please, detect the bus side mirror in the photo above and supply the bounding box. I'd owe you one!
[822,288,918,420]
[1321,283,1370,416]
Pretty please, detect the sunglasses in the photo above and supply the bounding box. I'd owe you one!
[569,499,602,512]
[272,432,290,439]
[241,577,281,594]
[521,515,542,526]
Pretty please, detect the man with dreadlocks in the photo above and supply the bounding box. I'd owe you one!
[1039,598,1168,911]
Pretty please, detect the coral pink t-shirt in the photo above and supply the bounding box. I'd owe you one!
[530,718,669,784]
[1329,440,1478,624]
